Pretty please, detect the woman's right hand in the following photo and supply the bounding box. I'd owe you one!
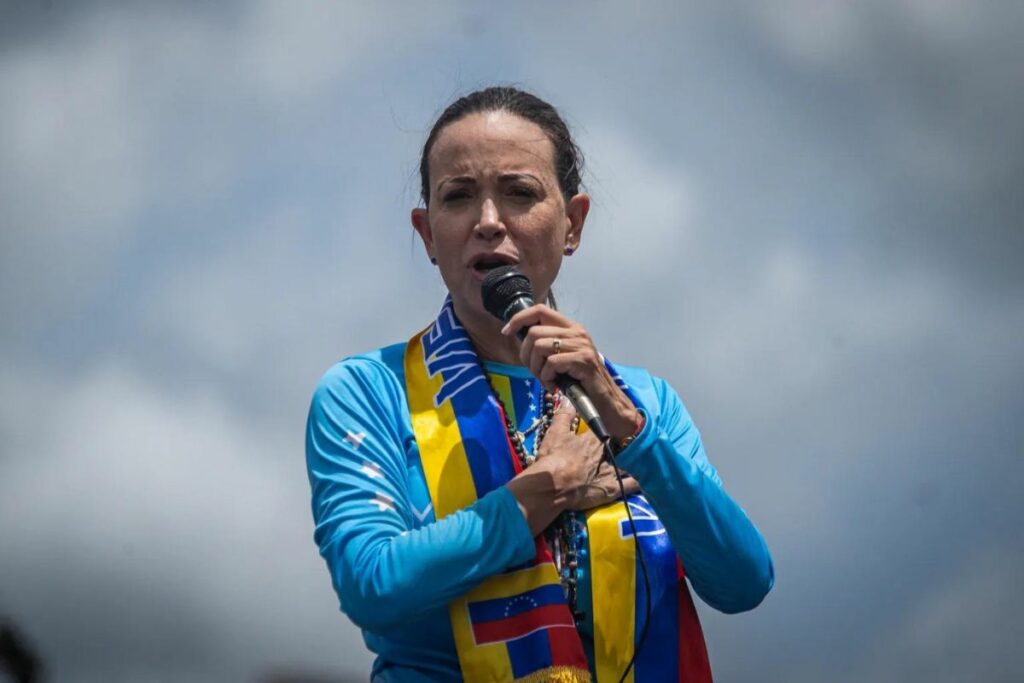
[507,401,639,534]
[533,402,607,508]
[536,402,640,511]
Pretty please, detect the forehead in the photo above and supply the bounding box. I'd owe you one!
[429,111,556,180]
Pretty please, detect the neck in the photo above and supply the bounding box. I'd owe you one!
[453,300,523,366]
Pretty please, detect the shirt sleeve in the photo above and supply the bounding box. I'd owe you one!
[305,357,537,632]
[614,375,775,614]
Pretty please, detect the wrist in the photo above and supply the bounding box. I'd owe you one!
[507,467,565,536]
[611,409,645,454]
[607,405,644,443]
[597,373,642,441]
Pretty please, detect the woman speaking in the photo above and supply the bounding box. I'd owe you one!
[305,87,773,682]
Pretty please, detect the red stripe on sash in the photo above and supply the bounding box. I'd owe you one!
[547,619,590,670]
[677,560,713,682]
[472,605,576,644]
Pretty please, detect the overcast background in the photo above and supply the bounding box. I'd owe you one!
[1,1,1022,681]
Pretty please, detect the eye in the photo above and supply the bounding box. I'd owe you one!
[508,186,538,201]
[442,189,471,203]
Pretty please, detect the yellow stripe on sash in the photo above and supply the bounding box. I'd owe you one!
[450,562,562,681]
[450,593,516,681]
[587,501,636,683]
[404,328,477,517]
[406,329,514,681]
[490,373,516,425]
[466,561,555,602]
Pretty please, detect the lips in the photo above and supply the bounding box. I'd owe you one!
[469,253,519,274]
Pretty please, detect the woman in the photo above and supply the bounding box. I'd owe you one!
[306,87,773,682]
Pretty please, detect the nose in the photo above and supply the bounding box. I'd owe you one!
[474,198,505,240]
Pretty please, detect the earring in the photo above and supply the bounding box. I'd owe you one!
[430,257,437,265]
[564,244,576,256]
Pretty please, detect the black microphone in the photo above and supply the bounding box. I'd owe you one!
[481,265,611,442]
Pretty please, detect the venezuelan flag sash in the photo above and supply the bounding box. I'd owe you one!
[405,299,711,682]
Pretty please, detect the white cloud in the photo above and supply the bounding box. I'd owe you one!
[737,0,997,68]
[576,121,699,267]
[738,1,867,66]
[857,546,1024,682]
[0,361,372,680]
[0,1,455,338]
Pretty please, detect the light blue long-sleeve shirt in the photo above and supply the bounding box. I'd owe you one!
[305,342,773,681]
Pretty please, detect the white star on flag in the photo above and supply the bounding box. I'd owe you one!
[360,461,383,479]
[344,430,367,449]
[371,492,396,513]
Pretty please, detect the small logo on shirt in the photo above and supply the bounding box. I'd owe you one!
[345,430,367,449]
[371,492,396,513]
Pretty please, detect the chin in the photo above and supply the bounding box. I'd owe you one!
[449,287,488,321]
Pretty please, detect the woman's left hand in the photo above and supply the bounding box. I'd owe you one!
[502,304,642,443]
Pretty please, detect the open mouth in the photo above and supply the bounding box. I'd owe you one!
[470,254,518,274]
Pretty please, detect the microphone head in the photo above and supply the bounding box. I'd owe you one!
[481,265,534,322]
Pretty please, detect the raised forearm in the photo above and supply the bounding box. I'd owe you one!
[617,420,774,613]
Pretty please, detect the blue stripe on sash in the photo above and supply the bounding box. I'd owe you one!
[632,496,681,682]
[428,299,517,496]
[450,384,517,495]
[508,629,554,679]
[467,584,567,622]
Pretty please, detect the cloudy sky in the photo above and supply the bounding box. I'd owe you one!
[1,1,1022,681]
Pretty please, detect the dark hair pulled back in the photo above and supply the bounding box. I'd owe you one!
[419,86,584,206]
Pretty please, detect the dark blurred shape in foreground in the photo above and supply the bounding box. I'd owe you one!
[0,619,44,683]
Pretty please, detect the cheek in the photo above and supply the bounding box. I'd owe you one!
[428,217,466,256]
[518,204,565,243]
[530,211,568,256]
[518,225,565,282]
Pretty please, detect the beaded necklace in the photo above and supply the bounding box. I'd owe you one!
[479,368,587,625]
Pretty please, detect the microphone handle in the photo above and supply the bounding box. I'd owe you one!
[556,377,611,442]
[504,296,612,442]
[501,296,606,440]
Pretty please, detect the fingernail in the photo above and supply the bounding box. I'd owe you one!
[501,323,510,335]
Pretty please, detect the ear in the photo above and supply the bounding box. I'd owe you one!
[410,208,435,261]
[564,192,590,252]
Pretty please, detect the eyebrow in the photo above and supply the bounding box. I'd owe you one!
[436,176,474,193]
[435,173,542,194]
[498,173,542,184]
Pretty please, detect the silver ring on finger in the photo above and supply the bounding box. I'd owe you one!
[552,338,562,354]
